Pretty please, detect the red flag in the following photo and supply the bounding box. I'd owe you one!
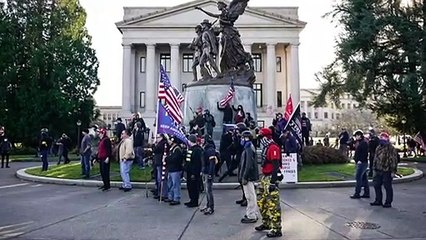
[284,95,293,121]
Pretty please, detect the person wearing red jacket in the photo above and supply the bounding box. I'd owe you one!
[255,128,282,238]
[97,128,112,191]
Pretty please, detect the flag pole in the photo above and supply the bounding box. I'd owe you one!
[154,67,162,143]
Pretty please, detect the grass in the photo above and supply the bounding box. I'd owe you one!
[10,154,80,162]
[26,162,416,183]
[401,156,426,162]
[298,163,415,182]
[26,162,152,182]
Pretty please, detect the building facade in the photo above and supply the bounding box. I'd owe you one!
[116,0,306,127]
[300,89,361,135]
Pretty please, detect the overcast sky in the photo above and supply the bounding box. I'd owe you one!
[79,0,338,106]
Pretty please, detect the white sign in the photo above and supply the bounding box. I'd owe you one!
[281,153,298,183]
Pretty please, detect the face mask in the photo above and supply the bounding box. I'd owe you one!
[379,139,388,145]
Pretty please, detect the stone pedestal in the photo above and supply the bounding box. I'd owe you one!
[183,79,257,141]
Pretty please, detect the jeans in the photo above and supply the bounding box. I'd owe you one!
[156,166,168,198]
[134,146,144,168]
[168,171,182,202]
[354,162,369,196]
[40,150,49,171]
[81,154,91,177]
[205,178,214,210]
[243,181,258,220]
[100,160,110,189]
[120,160,133,189]
[373,170,393,204]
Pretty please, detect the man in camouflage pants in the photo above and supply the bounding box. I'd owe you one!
[255,128,282,238]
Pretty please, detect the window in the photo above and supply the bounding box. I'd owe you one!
[324,112,328,119]
[331,113,334,119]
[252,53,262,72]
[277,91,282,108]
[103,114,106,121]
[336,113,340,120]
[182,54,193,73]
[341,103,345,109]
[276,57,282,72]
[253,83,263,108]
[140,92,145,108]
[331,103,334,109]
[160,54,171,72]
[314,112,318,119]
[307,112,312,118]
[347,103,351,109]
[140,57,146,73]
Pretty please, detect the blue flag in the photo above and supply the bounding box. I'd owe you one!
[157,101,189,145]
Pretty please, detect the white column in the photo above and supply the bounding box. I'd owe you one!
[130,47,136,112]
[266,43,277,110]
[121,44,132,114]
[145,44,156,113]
[289,44,300,106]
[170,44,180,88]
[304,101,308,114]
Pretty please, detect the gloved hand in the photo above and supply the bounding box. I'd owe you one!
[268,184,277,192]
[242,179,248,185]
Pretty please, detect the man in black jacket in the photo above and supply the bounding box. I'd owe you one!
[217,102,233,124]
[133,122,145,169]
[216,129,233,177]
[185,134,203,208]
[368,129,379,177]
[166,136,184,205]
[239,131,259,224]
[115,118,126,141]
[152,134,168,200]
[350,130,370,199]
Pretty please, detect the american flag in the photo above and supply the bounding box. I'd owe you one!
[219,81,235,107]
[414,132,426,149]
[158,65,184,124]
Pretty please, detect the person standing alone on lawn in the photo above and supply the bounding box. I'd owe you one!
[0,127,12,168]
[97,128,112,191]
[80,129,92,179]
[350,130,370,199]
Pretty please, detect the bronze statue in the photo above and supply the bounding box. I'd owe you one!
[199,19,220,79]
[189,25,203,82]
[196,0,253,73]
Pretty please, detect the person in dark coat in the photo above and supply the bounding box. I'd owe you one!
[152,134,169,200]
[97,128,112,191]
[350,130,370,199]
[368,129,379,177]
[239,130,259,224]
[39,132,52,171]
[217,102,233,124]
[185,135,203,208]
[244,112,254,127]
[281,130,298,155]
[301,112,312,146]
[216,129,233,177]
[201,135,217,215]
[0,127,12,168]
[233,105,245,124]
[194,111,206,136]
[115,118,126,141]
[203,109,216,137]
[166,136,184,205]
[133,122,145,169]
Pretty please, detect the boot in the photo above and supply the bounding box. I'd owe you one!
[267,231,282,238]
[255,224,270,231]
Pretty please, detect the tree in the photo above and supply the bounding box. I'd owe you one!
[0,0,99,146]
[313,0,426,136]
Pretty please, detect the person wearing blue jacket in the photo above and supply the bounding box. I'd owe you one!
[281,130,298,154]
[201,134,216,215]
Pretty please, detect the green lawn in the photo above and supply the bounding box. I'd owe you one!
[26,162,152,182]
[401,156,426,162]
[26,162,415,182]
[298,163,414,182]
[11,154,80,162]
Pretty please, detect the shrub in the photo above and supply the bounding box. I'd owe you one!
[301,146,348,165]
[10,146,37,155]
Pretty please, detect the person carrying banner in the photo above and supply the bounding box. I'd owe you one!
[255,128,282,238]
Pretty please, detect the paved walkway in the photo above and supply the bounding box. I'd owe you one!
[1,162,426,240]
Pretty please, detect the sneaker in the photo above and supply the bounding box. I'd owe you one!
[235,199,245,204]
[204,208,214,215]
[123,188,132,192]
[153,195,160,199]
[241,216,257,224]
[240,200,248,207]
[170,201,181,206]
[98,186,105,190]
[255,224,270,231]
[370,201,382,206]
[164,199,172,203]
[266,231,283,238]
[102,187,111,192]
[200,207,209,213]
[119,187,125,190]
[6,166,10,168]
[383,203,392,208]
[350,195,361,199]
